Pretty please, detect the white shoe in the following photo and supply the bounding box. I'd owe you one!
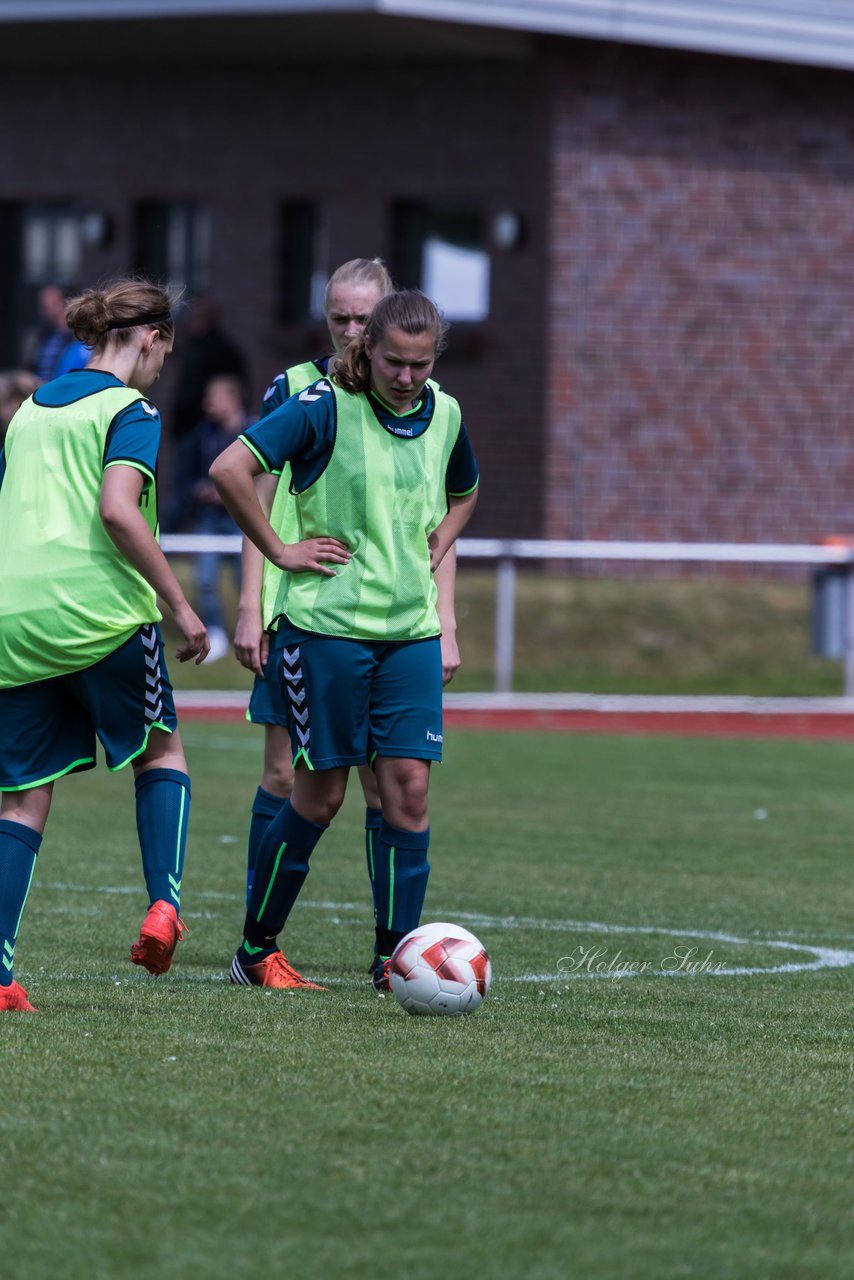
[206,626,229,663]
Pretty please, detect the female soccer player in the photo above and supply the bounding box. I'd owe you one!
[211,289,478,990]
[0,279,209,1012]
[235,260,462,950]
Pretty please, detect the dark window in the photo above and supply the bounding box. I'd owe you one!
[135,202,209,294]
[22,204,83,287]
[0,203,83,365]
[391,202,490,321]
[277,200,324,324]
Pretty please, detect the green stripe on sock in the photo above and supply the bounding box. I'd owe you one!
[174,788,188,875]
[256,842,286,921]
[13,857,37,937]
[387,846,396,930]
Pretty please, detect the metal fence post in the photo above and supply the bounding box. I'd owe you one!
[162,535,848,698]
[844,556,854,697]
[494,554,516,693]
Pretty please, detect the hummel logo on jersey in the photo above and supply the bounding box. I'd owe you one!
[298,379,331,404]
[264,374,285,401]
[141,402,159,417]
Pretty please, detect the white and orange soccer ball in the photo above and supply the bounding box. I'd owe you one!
[388,922,492,1016]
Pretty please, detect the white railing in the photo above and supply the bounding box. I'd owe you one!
[161,535,854,695]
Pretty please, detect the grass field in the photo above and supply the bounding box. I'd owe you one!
[163,566,846,696]
[2,724,852,1279]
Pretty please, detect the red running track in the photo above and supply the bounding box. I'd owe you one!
[176,702,854,740]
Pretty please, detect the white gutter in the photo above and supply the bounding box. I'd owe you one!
[2,0,854,72]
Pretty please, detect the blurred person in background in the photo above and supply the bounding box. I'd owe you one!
[0,370,42,446]
[0,278,209,1013]
[164,296,247,533]
[187,373,251,661]
[24,284,90,381]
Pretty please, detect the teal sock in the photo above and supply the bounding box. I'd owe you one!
[0,819,42,987]
[364,806,383,922]
[247,786,287,906]
[372,821,430,951]
[135,768,191,912]
[242,801,327,953]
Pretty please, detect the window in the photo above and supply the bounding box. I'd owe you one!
[277,200,325,324]
[135,201,210,294]
[392,202,490,321]
[22,204,82,286]
[0,203,84,365]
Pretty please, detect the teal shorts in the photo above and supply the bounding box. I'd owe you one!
[272,619,443,771]
[246,635,288,727]
[0,623,178,791]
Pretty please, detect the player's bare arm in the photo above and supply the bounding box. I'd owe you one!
[428,487,478,573]
[234,470,278,676]
[210,439,351,577]
[434,544,460,685]
[100,464,209,664]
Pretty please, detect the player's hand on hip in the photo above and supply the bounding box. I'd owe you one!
[279,537,351,577]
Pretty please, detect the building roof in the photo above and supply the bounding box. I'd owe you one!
[1,0,854,71]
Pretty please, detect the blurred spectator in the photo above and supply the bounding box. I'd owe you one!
[23,284,90,381]
[0,370,42,446]
[164,296,247,532]
[187,374,253,661]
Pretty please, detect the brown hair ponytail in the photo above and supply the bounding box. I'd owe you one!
[65,278,178,354]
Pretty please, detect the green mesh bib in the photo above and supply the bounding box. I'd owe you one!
[0,386,160,686]
[268,385,460,640]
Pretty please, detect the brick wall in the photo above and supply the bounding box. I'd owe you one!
[545,44,854,546]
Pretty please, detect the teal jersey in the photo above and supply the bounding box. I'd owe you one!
[257,357,331,627]
[259,358,330,419]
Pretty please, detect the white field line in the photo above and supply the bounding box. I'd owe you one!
[35,887,854,981]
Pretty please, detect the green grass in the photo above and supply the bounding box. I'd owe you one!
[164,563,844,696]
[2,727,852,1278]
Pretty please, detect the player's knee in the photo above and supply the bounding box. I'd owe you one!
[357,763,381,810]
[262,759,294,798]
[292,770,348,826]
[136,727,187,774]
[263,727,294,798]
[383,762,429,828]
[297,792,345,826]
[396,795,429,828]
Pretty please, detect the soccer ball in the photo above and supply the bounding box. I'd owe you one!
[388,921,492,1016]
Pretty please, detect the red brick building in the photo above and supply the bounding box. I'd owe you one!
[2,2,854,543]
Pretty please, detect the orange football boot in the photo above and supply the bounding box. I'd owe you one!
[229,948,326,989]
[130,900,187,976]
[0,980,37,1011]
